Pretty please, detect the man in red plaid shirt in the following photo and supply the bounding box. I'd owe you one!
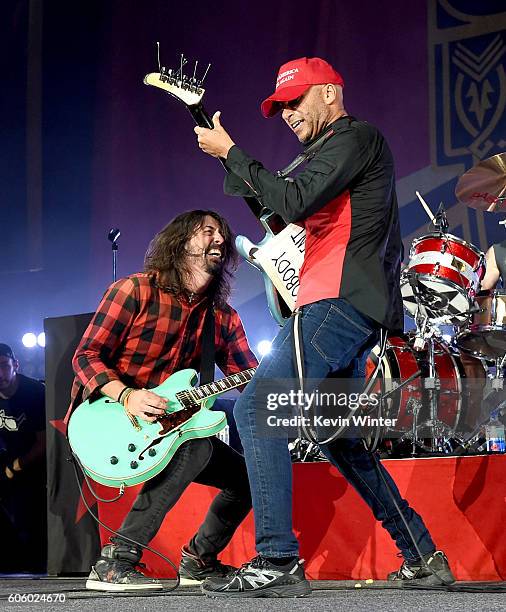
[67,210,258,592]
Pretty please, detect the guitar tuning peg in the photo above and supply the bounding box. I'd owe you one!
[156,41,161,72]
[200,63,211,86]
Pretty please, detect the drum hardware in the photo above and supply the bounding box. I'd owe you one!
[491,355,506,390]
[288,438,327,462]
[420,336,452,453]
[457,292,506,360]
[404,301,453,453]
[433,202,450,234]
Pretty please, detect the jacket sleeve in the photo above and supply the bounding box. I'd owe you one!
[223,124,373,223]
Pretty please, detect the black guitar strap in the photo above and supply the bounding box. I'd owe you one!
[199,301,216,384]
[276,116,355,178]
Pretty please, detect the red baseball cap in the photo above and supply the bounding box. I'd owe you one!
[261,57,344,118]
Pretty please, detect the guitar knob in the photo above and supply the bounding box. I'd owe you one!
[110,456,118,465]
[128,444,136,452]
[130,461,138,469]
[148,448,157,457]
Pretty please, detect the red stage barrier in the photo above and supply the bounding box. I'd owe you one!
[96,455,506,581]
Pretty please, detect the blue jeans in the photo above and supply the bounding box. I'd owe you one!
[234,298,435,561]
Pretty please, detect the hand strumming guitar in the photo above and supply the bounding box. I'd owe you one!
[124,389,167,422]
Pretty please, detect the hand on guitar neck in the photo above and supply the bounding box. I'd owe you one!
[195,111,235,159]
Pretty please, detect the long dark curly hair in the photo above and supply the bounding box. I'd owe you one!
[144,210,238,305]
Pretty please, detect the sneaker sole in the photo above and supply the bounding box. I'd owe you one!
[398,574,456,587]
[202,580,312,598]
[389,569,456,587]
[180,576,202,586]
[86,579,163,592]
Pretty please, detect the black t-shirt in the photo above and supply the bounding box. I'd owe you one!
[0,374,45,466]
[493,241,506,287]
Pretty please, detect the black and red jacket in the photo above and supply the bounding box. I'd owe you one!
[224,115,404,332]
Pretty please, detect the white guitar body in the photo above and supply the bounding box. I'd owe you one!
[236,214,306,325]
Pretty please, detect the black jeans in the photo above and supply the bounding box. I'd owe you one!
[116,437,252,563]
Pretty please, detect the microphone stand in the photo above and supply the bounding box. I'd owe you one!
[108,228,121,282]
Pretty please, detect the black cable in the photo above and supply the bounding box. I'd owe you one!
[69,451,181,594]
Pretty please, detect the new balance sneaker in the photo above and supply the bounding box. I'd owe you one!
[201,556,311,598]
[388,550,456,586]
[86,543,163,592]
[179,546,236,585]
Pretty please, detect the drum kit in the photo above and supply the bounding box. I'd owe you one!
[377,153,506,457]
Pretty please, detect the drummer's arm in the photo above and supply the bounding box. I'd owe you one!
[481,247,500,290]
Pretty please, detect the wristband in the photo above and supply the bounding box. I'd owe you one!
[118,387,133,405]
[122,388,135,408]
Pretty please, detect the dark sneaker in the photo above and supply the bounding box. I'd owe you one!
[388,550,455,586]
[179,546,236,585]
[86,543,163,592]
[201,556,311,598]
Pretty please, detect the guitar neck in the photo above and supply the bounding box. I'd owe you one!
[183,367,257,404]
[186,103,265,220]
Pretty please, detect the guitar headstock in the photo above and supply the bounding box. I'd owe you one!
[144,52,209,108]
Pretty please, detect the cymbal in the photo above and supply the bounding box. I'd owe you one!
[455,152,506,212]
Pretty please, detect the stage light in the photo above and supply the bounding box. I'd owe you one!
[22,333,37,348]
[37,332,46,348]
[257,340,272,356]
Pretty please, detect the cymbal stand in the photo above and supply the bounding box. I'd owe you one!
[423,334,448,453]
[410,300,454,453]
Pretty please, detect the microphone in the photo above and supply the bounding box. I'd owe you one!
[108,228,121,243]
[108,228,121,282]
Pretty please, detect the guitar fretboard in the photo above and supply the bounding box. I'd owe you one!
[176,368,256,408]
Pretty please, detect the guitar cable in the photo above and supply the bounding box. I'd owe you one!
[69,449,181,593]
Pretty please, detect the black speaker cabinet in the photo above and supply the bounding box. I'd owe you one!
[44,313,100,575]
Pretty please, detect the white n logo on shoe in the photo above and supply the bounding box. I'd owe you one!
[243,568,282,589]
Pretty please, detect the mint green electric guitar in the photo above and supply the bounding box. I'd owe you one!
[67,367,256,488]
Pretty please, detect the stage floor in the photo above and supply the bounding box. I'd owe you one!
[0,577,505,611]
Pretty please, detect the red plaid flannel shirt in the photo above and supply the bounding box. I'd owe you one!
[66,273,258,422]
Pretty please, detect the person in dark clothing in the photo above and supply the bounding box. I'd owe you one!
[0,343,46,573]
[481,241,506,290]
[67,211,257,592]
[195,57,455,598]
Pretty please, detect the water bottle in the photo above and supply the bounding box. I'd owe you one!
[485,411,506,453]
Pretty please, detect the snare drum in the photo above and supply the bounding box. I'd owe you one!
[366,336,486,435]
[457,293,506,359]
[401,233,485,323]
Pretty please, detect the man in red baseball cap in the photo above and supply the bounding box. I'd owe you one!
[260,57,344,119]
[195,57,455,598]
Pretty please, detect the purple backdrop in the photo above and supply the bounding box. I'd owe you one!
[2,1,506,373]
